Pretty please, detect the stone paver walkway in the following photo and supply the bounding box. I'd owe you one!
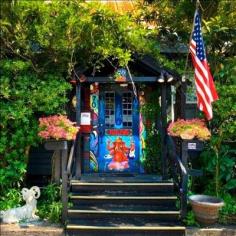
[1,221,236,236]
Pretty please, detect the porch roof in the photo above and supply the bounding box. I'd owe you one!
[80,54,181,84]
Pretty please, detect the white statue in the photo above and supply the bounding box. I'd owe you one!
[0,186,40,223]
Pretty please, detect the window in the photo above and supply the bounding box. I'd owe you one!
[122,92,133,128]
[105,92,115,128]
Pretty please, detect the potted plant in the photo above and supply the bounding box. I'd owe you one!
[38,115,79,140]
[38,115,79,150]
[168,119,224,225]
[38,115,80,183]
[189,195,224,225]
[167,118,211,141]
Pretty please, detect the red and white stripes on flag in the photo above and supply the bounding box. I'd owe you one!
[190,10,218,120]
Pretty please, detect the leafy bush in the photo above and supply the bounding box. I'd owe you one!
[219,193,236,224]
[37,184,62,223]
[0,188,23,211]
[184,210,199,227]
[0,60,71,194]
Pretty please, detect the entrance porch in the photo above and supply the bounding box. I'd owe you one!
[44,56,188,235]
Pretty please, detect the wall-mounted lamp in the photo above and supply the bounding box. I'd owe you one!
[157,71,174,83]
[166,73,174,83]
[157,72,165,83]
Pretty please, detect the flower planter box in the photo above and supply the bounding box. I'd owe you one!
[182,139,204,152]
[44,140,68,151]
[44,140,68,184]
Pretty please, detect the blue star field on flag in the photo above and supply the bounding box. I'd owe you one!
[192,10,206,61]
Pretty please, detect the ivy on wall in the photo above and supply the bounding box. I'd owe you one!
[140,85,161,174]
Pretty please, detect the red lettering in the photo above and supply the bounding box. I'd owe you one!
[106,129,132,136]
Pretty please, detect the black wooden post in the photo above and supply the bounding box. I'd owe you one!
[44,141,68,183]
[44,140,68,223]
[161,83,167,180]
[180,79,187,119]
[75,83,82,179]
[181,141,188,170]
[53,150,61,184]
[181,141,188,219]
[61,149,68,223]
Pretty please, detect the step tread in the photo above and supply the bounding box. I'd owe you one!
[66,218,185,231]
[67,224,185,231]
[68,204,178,211]
[70,195,177,200]
[71,181,174,186]
[68,209,180,214]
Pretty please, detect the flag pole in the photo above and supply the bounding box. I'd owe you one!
[182,0,200,82]
[178,1,200,118]
[188,0,219,120]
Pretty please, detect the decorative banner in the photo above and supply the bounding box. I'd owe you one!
[89,83,99,172]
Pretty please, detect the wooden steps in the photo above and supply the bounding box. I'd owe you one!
[66,177,185,236]
[67,219,186,236]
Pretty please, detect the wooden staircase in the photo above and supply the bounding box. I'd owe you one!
[66,176,186,236]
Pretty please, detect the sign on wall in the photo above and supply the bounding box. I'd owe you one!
[81,112,91,125]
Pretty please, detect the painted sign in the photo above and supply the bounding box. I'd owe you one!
[114,68,127,82]
[106,129,132,136]
[81,112,91,125]
[188,142,197,150]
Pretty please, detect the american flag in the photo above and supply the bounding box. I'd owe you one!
[190,10,218,120]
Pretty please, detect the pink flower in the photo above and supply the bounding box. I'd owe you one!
[38,115,80,140]
[168,118,211,140]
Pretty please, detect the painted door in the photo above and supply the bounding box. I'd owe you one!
[98,85,139,173]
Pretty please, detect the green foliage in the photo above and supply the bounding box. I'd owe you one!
[219,193,236,224]
[184,210,199,227]
[37,184,62,223]
[0,188,23,211]
[199,57,236,197]
[137,0,236,222]
[0,0,164,74]
[0,60,70,193]
[200,143,236,195]
[140,87,161,173]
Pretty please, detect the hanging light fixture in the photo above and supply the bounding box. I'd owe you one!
[166,73,174,83]
[157,71,175,83]
[157,72,165,83]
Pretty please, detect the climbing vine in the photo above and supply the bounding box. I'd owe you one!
[140,85,161,174]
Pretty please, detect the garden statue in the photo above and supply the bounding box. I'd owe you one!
[0,186,40,223]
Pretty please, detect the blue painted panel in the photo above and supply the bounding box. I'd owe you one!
[98,88,140,173]
[115,93,123,128]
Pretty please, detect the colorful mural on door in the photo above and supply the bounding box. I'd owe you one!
[106,137,135,171]
[89,83,99,172]
[139,91,146,173]
[98,87,140,173]
[100,135,138,172]
[139,113,146,173]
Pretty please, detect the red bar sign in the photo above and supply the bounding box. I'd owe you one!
[106,129,132,136]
